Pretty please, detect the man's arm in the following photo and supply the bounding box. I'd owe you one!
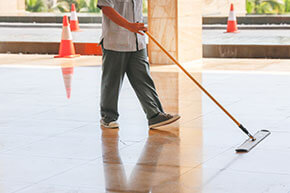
[101,6,147,35]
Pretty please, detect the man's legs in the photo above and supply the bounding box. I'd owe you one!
[126,49,164,120]
[101,48,130,123]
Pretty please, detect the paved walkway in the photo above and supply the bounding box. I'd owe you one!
[1,25,290,45]
[203,29,290,45]
[0,27,101,43]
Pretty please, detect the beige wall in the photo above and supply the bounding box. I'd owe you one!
[203,0,246,16]
[17,0,25,12]
[0,0,25,15]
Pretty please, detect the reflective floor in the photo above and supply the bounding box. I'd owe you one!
[1,55,290,193]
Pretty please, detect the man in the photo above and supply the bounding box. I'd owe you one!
[97,0,180,129]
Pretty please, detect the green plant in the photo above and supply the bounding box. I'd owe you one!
[284,0,290,12]
[246,0,285,14]
[246,0,256,13]
[56,0,88,12]
[143,0,148,14]
[25,0,47,12]
[86,0,100,13]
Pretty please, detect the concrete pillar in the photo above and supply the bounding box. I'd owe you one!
[0,0,25,15]
[148,0,202,65]
[147,1,203,184]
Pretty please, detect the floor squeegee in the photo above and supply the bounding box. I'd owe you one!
[145,31,270,153]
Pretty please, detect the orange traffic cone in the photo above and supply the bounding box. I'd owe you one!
[226,3,239,33]
[55,15,80,58]
[70,4,81,32]
[62,67,74,99]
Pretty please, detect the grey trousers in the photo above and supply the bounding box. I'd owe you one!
[100,48,164,122]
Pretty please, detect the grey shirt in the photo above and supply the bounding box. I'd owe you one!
[97,0,146,52]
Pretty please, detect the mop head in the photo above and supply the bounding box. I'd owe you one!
[235,130,271,153]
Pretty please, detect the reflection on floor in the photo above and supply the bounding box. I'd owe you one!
[0,55,290,193]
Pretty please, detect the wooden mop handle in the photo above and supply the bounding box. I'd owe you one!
[145,31,241,127]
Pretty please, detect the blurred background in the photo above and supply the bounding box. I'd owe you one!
[23,0,148,14]
[21,0,290,15]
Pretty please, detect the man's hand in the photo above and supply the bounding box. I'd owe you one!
[126,22,148,35]
[101,6,147,35]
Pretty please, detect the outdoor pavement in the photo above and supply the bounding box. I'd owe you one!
[0,26,101,43]
[203,29,290,45]
[1,24,290,45]
[0,54,290,192]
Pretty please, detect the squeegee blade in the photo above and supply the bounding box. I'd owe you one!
[235,130,271,153]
